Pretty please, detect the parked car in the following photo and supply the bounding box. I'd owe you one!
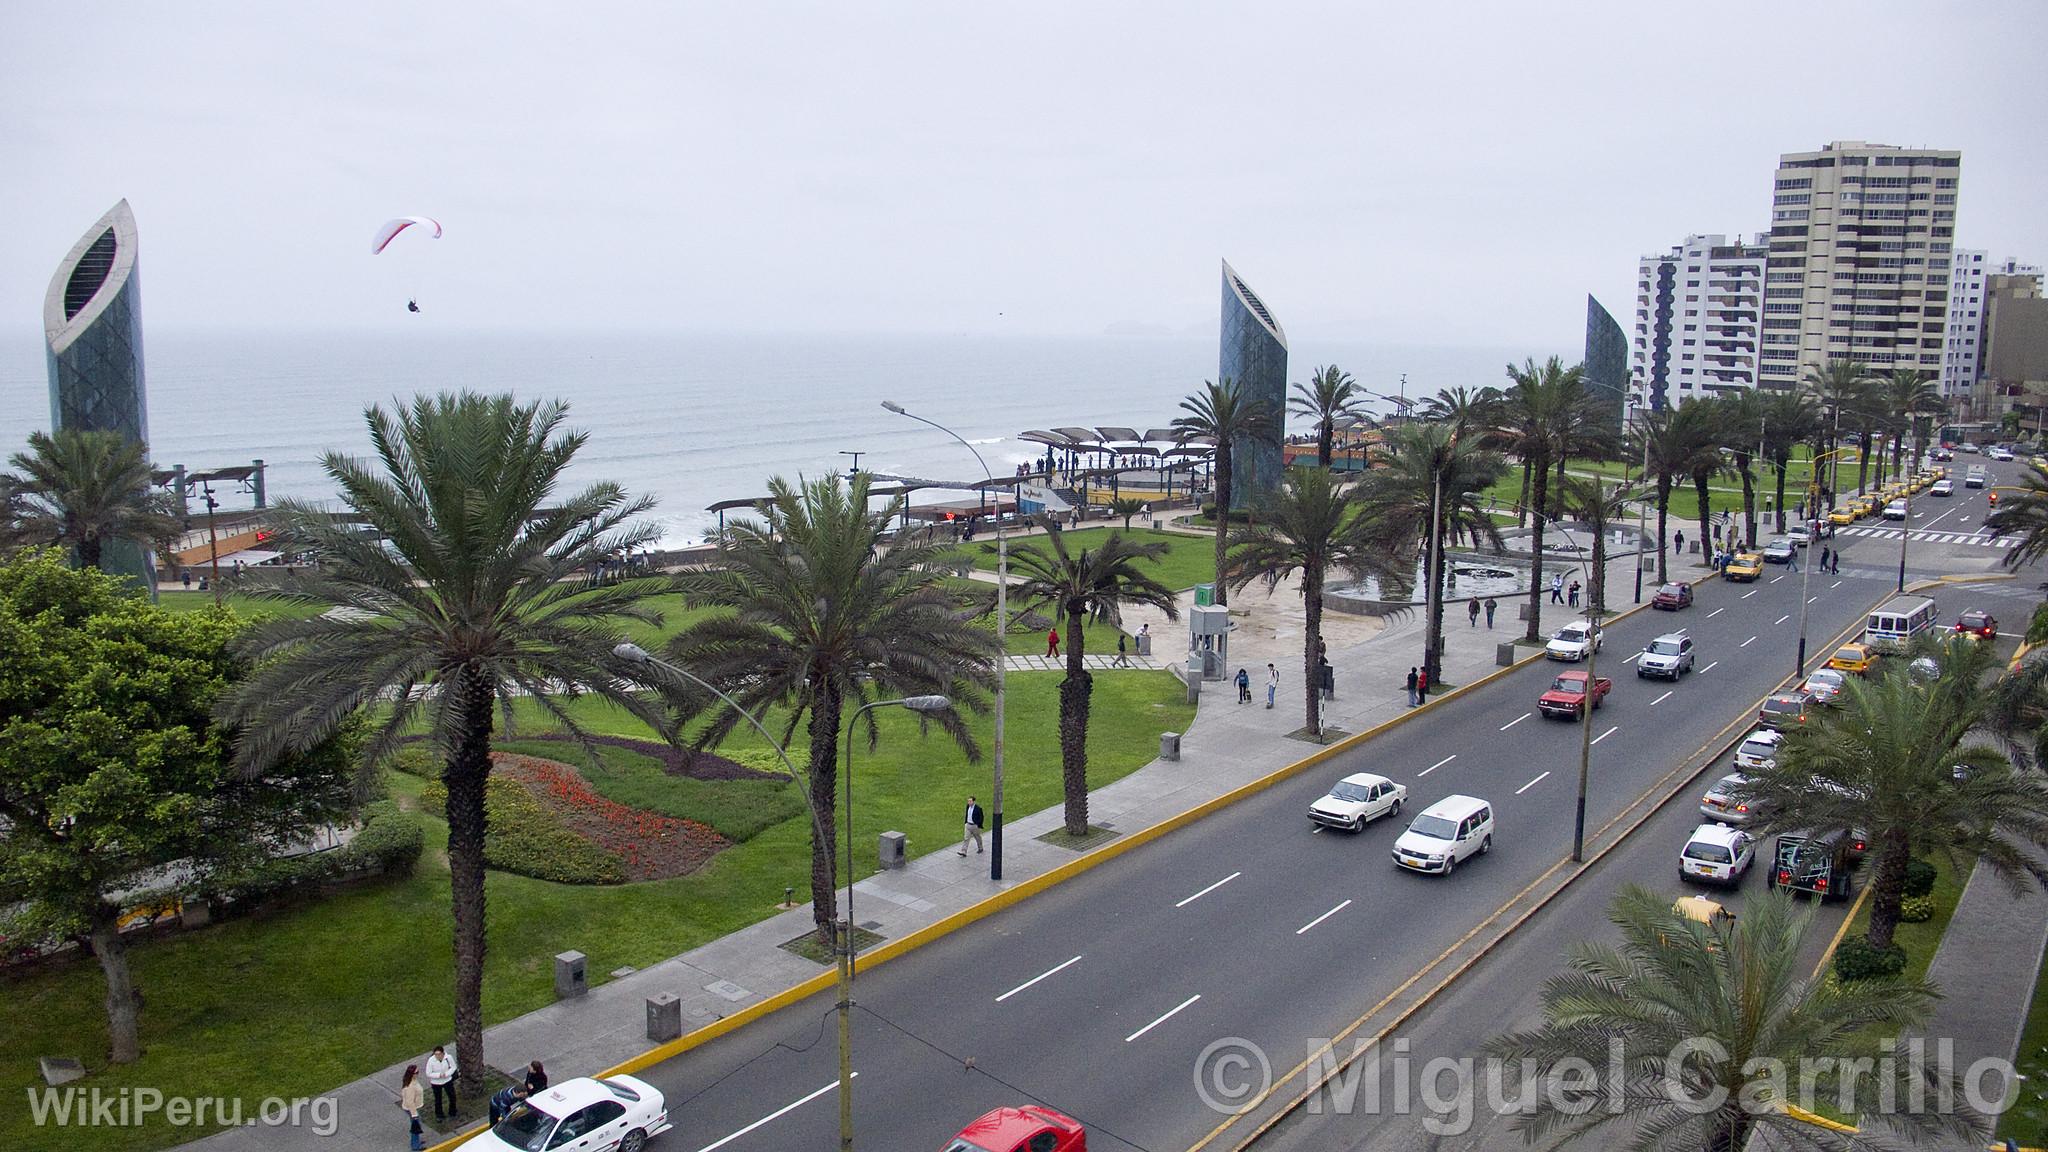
[473,1076,671,1152]
[1954,610,1999,640]
[1680,823,1757,886]
[1827,506,1858,527]
[1307,772,1408,832]
[1636,630,1694,680]
[1700,771,1769,825]
[1931,479,1955,496]
[1767,830,1858,902]
[945,1106,1088,1152]
[1798,667,1848,706]
[1758,692,1812,731]
[1827,642,1878,676]
[1652,582,1694,610]
[1785,524,1813,546]
[1761,538,1797,564]
[1724,551,1764,582]
[1539,670,1611,719]
[1733,729,1784,772]
[1545,620,1603,661]
[1391,795,1494,875]
[1883,499,1908,521]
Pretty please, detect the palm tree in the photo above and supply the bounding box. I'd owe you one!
[1501,357,1588,642]
[1990,603,2048,769]
[1288,364,1368,468]
[1556,475,1633,615]
[1007,526,1178,834]
[219,392,672,1098]
[1484,885,1979,1151]
[1875,367,1942,481]
[1110,496,1146,530]
[1712,389,1765,549]
[1174,378,1281,608]
[1364,423,1507,687]
[1636,399,1725,583]
[1734,634,2048,950]
[1224,466,1402,739]
[1802,358,1870,500]
[665,473,995,941]
[1419,385,1502,442]
[1984,459,2048,568]
[3,428,180,571]
[1757,388,1818,534]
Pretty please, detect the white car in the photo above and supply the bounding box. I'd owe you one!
[1883,499,1908,520]
[1545,621,1602,661]
[1308,771,1408,832]
[1699,771,1769,825]
[1733,729,1784,772]
[473,1076,671,1152]
[1392,795,1493,875]
[1680,822,1757,886]
[1991,447,2016,461]
[1761,538,1796,564]
[1785,524,1813,546]
[1931,479,1954,497]
[1966,469,1987,488]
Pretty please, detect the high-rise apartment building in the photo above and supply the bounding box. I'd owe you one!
[1628,233,1767,410]
[1757,141,1961,391]
[1943,250,2044,402]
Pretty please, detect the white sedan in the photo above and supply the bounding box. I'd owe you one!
[1545,621,1602,661]
[1308,772,1408,832]
[1680,823,1756,887]
[473,1076,671,1152]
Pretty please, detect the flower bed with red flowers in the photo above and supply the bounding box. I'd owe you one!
[494,753,729,882]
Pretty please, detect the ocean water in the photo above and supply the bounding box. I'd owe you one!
[0,329,1529,544]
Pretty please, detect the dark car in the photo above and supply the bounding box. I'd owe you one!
[1954,610,1999,640]
[1652,582,1694,611]
[1758,692,1812,731]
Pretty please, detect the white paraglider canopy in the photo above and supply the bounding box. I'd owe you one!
[370,216,443,255]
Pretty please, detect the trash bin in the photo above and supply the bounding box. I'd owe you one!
[878,830,907,869]
[1135,632,1152,657]
[1160,732,1181,761]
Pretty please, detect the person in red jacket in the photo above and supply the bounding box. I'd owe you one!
[1046,627,1061,658]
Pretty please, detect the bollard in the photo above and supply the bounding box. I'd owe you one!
[1160,732,1182,761]
[878,830,907,869]
[1497,642,1518,667]
[554,951,588,999]
[646,993,683,1041]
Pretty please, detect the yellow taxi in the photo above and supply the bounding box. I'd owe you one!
[1827,641,1879,676]
[1724,551,1765,582]
[1827,505,1858,526]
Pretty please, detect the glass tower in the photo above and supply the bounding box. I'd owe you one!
[1582,294,1627,433]
[1219,260,1288,509]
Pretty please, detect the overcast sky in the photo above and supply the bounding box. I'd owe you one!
[4,1,2044,346]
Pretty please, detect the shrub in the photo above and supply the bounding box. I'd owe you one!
[421,778,626,884]
[390,744,441,779]
[1833,936,1908,982]
[1903,858,1937,899]
[201,801,424,906]
[1898,894,1936,923]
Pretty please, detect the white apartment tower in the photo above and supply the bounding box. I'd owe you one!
[1628,234,1767,410]
[1943,250,2045,399]
[1757,141,1962,391]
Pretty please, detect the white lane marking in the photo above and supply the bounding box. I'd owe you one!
[1769,575,1784,584]
[1420,754,1456,777]
[1741,590,1758,599]
[1740,636,1757,647]
[1830,580,1844,589]
[1501,712,1531,731]
[1592,725,1619,745]
[1125,994,1201,1042]
[1296,899,1353,936]
[695,1075,859,1152]
[1701,661,1719,673]
[1708,607,1725,618]
[996,955,1083,1002]
[1176,872,1241,908]
[1774,615,1790,625]
[1808,596,1819,604]
[1621,652,1640,663]
[1651,690,1673,706]
[1516,771,1551,795]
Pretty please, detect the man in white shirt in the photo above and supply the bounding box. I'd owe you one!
[958,796,985,855]
[424,1045,458,1121]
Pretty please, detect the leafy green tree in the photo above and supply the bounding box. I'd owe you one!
[1501,357,1589,642]
[1485,885,1979,1151]
[666,473,995,935]
[1984,459,2048,568]
[1364,422,1505,685]
[1174,378,1281,607]
[1225,466,1403,738]
[1007,526,1178,833]
[0,550,355,1064]
[1990,603,2048,768]
[219,392,671,1097]
[3,428,180,571]
[1288,364,1368,468]
[1734,634,2048,950]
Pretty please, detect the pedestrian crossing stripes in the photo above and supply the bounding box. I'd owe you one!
[1831,525,2015,548]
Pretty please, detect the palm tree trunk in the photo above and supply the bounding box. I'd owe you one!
[78,532,104,572]
[1589,520,1607,615]
[1212,451,1232,607]
[1855,428,1871,494]
[1303,560,1324,738]
[1656,480,1671,584]
[1693,472,1713,569]
[1737,458,1757,550]
[1866,828,1911,951]
[1317,422,1333,469]
[1524,452,1550,643]
[1059,604,1094,835]
[1517,461,1531,528]
[1773,459,1789,534]
[806,681,842,948]
[89,906,141,1063]
[445,667,497,1099]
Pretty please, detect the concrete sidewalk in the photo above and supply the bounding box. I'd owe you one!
[183,549,1660,1152]
[1920,849,2048,1148]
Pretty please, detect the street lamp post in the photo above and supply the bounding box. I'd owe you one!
[882,401,1009,882]
[1629,400,1650,604]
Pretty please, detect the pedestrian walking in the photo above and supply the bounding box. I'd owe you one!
[1675,529,1686,555]
[1417,667,1430,700]
[1819,545,1830,571]
[1567,580,1581,608]
[1787,546,1798,573]
[1484,597,1497,628]
[958,795,985,855]
[1113,632,1131,667]
[1467,596,1481,627]
[1550,572,1565,604]
[523,1061,547,1094]
[1265,663,1279,709]
[489,1084,527,1126]
[424,1045,457,1121]
[400,1065,425,1150]
[1829,549,1841,574]
[1046,627,1060,658]
[1319,656,1335,702]
[1236,667,1252,703]
[1405,666,1419,707]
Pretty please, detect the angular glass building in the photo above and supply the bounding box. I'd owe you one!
[45,200,149,443]
[1219,260,1288,509]
[1582,294,1627,432]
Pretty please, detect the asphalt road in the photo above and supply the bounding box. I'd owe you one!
[618,541,1906,1152]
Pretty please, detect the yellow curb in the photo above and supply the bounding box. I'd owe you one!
[1809,880,1875,980]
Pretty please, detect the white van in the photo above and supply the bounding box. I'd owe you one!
[1392,795,1494,875]
[1866,595,1938,651]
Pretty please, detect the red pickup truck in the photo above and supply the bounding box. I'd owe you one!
[1538,670,1611,719]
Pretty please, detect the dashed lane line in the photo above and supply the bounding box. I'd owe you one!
[1296,900,1353,936]
[995,955,1082,1002]
[1125,994,1201,1042]
[1501,712,1531,732]
[1175,872,1240,908]
[1515,771,1550,795]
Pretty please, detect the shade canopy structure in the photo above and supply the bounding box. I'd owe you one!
[1053,426,1103,444]
[1018,429,1077,447]
[1095,425,1142,443]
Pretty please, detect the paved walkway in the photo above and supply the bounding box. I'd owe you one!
[1919,849,2048,1148]
[182,548,1659,1152]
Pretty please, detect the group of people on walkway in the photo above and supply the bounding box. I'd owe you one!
[1404,666,1430,707]
[1233,663,1280,707]
[1466,596,1499,628]
[1546,573,1583,607]
[398,1049,547,1148]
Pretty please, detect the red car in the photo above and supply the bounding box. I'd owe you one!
[1652,582,1694,610]
[1539,670,1611,719]
[944,1106,1087,1152]
[1954,610,1999,640]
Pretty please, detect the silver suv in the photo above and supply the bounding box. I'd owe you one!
[1637,630,1694,680]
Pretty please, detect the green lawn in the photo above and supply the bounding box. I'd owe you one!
[1839,854,1972,987]
[154,589,329,620]
[968,527,1217,593]
[0,671,1192,1152]
[2000,928,2048,1141]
